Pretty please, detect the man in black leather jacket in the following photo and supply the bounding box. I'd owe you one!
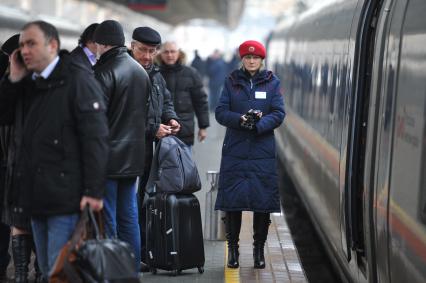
[93,20,150,270]
[130,26,180,271]
[157,41,210,146]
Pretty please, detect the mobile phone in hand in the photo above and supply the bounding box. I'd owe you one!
[16,51,24,65]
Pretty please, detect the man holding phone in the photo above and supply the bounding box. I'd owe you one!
[130,26,180,271]
[131,26,180,140]
[0,21,109,281]
[0,33,45,283]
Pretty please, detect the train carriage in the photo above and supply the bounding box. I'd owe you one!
[268,0,426,282]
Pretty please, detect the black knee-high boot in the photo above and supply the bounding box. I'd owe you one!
[225,211,242,268]
[12,234,32,283]
[253,212,271,269]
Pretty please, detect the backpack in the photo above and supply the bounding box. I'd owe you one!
[145,136,201,194]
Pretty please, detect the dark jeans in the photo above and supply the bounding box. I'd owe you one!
[31,214,79,279]
[104,178,140,268]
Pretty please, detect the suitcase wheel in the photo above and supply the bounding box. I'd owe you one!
[151,268,157,275]
[198,266,204,274]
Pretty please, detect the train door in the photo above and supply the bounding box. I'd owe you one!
[366,0,426,282]
[363,0,399,281]
[383,0,426,281]
[344,0,384,280]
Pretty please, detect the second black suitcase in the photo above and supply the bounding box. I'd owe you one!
[146,193,205,275]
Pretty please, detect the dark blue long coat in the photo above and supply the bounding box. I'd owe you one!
[215,69,285,213]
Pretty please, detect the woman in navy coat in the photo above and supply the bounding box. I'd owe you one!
[215,40,285,269]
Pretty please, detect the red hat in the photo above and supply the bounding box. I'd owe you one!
[239,40,266,59]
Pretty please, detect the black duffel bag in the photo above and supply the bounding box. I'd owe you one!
[145,136,201,195]
[50,206,139,283]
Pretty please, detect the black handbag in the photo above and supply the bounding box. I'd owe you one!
[50,206,139,283]
[74,207,140,283]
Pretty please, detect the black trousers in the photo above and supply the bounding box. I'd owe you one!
[0,166,10,273]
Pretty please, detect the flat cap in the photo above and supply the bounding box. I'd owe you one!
[132,27,161,46]
[1,34,20,55]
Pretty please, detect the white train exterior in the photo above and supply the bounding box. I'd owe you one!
[268,0,426,282]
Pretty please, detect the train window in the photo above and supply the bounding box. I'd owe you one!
[320,63,329,98]
[329,63,337,115]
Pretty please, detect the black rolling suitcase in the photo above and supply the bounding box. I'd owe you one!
[145,193,205,275]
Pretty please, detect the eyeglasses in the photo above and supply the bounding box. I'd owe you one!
[163,50,178,55]
[136,46,157,55]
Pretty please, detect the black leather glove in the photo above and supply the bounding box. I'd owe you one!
[240,109,261,130]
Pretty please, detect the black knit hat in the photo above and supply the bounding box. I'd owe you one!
[1,34,20,55]
[94,20,125,46]
[132,27,161,46]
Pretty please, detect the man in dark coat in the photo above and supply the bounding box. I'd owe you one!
[227,48,240,75]
[130,26,180,271]
[190,50,205,77]
[0,21,109,280]
[93,20,150,269]
[157,41,209,146]
[206,49,227,112]
[131,27,180,148]
[0,33,44,283]
[70,23,99,69]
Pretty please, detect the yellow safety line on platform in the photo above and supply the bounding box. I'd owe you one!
[224,241,240,283]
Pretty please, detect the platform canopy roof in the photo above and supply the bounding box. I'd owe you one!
[111,0,246,29]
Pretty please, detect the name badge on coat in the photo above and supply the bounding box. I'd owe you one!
[255,91,266,99]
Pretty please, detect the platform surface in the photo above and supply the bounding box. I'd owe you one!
[141,114,307,282]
